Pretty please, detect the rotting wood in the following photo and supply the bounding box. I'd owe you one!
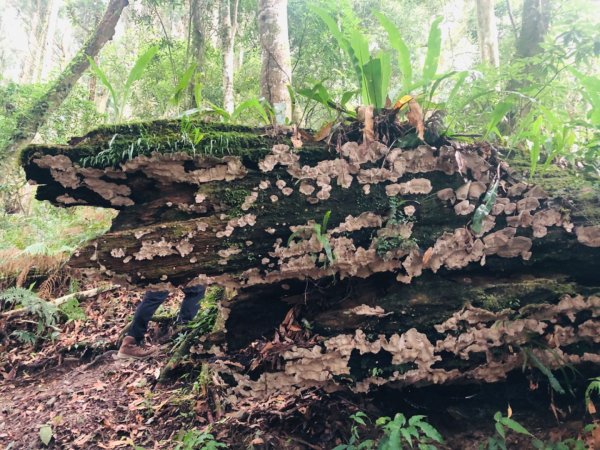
[20,119,600,394]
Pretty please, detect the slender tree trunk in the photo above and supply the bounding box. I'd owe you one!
[220,0,238,114]
[4,0,129,156]
[516,0,550,58]
[19,0,48,84]
[38,0,60,82]
[187,0,207,108]
[475,0,500,67]
[257,0,292,123]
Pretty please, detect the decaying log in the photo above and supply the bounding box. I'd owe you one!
[21,119,600,395]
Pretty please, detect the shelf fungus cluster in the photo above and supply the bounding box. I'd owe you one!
[22,120,600,396]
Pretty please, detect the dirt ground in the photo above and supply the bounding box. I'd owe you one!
[0,287,598,449]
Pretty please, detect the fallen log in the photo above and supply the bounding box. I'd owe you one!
[21,118,600,396]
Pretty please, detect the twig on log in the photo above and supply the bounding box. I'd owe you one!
[1,284,120,319]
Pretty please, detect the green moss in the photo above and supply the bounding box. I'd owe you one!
[223,187,252,213]
[375,235,418,259]
[19,119,282,169]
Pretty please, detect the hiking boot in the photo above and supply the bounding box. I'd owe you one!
[116,336,158,360]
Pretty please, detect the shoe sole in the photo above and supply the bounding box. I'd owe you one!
[115,351,156,360]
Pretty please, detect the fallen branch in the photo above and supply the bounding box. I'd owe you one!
[1,285,120,319]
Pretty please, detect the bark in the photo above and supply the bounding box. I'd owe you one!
[187,0,214,109]
[4,0,128,156]
[257,0,292,123]
[220,0,238,114]
[20,120,600,394]
[516,0,551,58]
[19,0,48,84]
[475,0,500,67]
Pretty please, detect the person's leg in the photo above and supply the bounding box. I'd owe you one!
[127,290,170,342]
[178,285,206,323]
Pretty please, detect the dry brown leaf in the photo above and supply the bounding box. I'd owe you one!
[314,121,334,142]
[393,95,413,110]
[291,127,303,148]
[407,99,425,141]
[455,150,467,176]
[362,105,375,143]
[587,400,597,415]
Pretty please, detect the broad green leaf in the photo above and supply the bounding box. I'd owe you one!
[529,115,544,177]
[232,98,269,124]
[422,16,443,85]
[170,63,197,105]
[39,424,53,446]
[408,415,427,426]
[471,179,498,234]
[310,5,362,88]
[86,55,118,111]
[447,71,468,103]
[495,422,505,439]
[523,348,566,394]
[322,210,331,233]
[484,101,514,139]
[499,417,533,436]
[124,45,159,93]
[376,13,412,89]
[399,427,414,447]
[341,90,357,107]
[416,422,443,443]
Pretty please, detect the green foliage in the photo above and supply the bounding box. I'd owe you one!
[521,347,568,395]
[375,235,418,259]
[58,298,87,322]
[0,200,113,255]
[334,412,442,450]
[482,411,594,450]
[39,424,53,446]
[1,287,59,344]
[310,5,391,109]
[87,46,159,121]
[471,179,499,234]
[288,211,335,266]
[482,411,533,450]
[173,427,227,450]
[585,376,600,411]
[333,412,375,450]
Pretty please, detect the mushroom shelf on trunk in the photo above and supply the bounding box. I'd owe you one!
[21,119,600,393]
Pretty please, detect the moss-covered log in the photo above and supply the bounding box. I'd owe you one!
[21,119,600,394]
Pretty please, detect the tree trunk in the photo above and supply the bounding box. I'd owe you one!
[187,0,209,109]
[257,0,292,123]
[475,0,500,67]
[516,0,550,58]
[20,119,600,394]
[220,0,238,114]
[4,0,129,156]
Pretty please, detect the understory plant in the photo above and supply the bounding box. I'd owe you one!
[334,411,443,450]
[173,427,227,450]
[1,286,59,344]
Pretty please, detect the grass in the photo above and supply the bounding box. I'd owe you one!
[0,200,114,286]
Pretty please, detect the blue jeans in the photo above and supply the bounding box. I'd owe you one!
[128,285,206,342]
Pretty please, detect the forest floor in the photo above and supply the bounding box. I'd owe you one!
[0,287,598,449]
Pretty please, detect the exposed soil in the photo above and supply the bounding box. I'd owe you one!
[0,287,598,449]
